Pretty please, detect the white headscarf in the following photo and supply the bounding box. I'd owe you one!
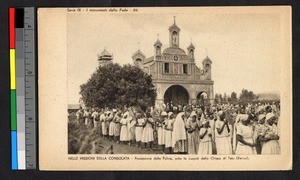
[168,112,174,119]
[266,112,275,122]
[161,111,167,116]
[232,114,249,153]
[190,111,197,117]
[172,112,187,147]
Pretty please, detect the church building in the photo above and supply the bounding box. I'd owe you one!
[98,19,214,107]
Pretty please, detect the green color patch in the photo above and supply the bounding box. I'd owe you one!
[11,90,17,130]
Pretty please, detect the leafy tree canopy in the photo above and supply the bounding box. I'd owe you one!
[239,89,259,105]
[80,63,157,110]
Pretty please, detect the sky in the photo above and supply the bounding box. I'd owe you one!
[67,8,282,104]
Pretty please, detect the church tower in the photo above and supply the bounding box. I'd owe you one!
[168,17,180,48]
[98,48,113,66]
[132,49,145,68]
[154,37,162,59]
[187,43,195,61]
[202,56,212,80]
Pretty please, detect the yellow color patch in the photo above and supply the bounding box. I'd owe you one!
[10,49,16,90]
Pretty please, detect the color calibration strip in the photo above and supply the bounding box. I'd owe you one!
[9,7,36,170]
[10,7,18,170]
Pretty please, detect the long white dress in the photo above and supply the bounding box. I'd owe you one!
[92,111,99,129]
[261,124,280,154]
[84,111,91,126]
[215,120,232,155]
[172,112,187,153]
[100,114,107,135]
[120,117,129,141]
[235,124,257,155]
[135,118,145,142]
[113,115,121,136]
[142,118,154,143]
[164,119,174,148]
[128,119,136,141]
[198,127,213,155]
[108,114,115,136]
[185,118,199,154]
[156,122,165,145]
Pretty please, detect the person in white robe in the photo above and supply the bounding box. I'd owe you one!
[185,111,200,154]
[172,111,188,154]
[235,114,257,155]
[128,109,136,146]
[157,111,167,153]
[83,109,91,127]
[113,111,122,143]
[120,112,130,144]
[142,112,155,151]
[164,112,175,154]
[100,112,107,138]
[261,113,280,155]
[108,109,117,141]
[92,109,99,129]
[135,113,145,148]
[215,111,232,155]
[198,119,213,155]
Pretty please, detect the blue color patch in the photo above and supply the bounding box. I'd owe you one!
[11,131,18,170]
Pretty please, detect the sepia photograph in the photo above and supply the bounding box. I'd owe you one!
[38,7,292,170]
[67,9,282,155]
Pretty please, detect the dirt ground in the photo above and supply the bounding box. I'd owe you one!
[68,115,166,154]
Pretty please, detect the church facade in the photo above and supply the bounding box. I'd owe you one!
[98,20,214,107]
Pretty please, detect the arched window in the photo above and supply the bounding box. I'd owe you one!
[190,49,194,58]
[172,31,178,46]
[135,58,142,67]
[156,46,160,55]
[197,92,208,106]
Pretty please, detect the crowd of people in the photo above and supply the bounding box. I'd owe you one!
[72,102,281,155]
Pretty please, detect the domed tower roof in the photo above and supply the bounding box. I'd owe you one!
[154,39,162,47]
[187,43,195,50]
[132,49,146,59]
[98,48,113,66]
[98,48,113,61]
[202,56,212,63]
[99,49,111,57]
[168,18,181,32]
[162,47,186,55]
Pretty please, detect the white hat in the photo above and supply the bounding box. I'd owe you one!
[190,111,197,117]
[201,119,208,125]
[168,112,174,118]
[123,112,129,118]
[239,114,249,122]
[217,110,224,117]
[266,113,275,122]
[135,112,143,117]
[161,111,167,116]
[258,114,266,121]
[112,109,117,113]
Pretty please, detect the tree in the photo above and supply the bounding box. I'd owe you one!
[214,93,219,104]
[238,89,258,105]
[80,63,157,110]
[223,93,228,104]
[229,92,238,104]
[219,94,223,104]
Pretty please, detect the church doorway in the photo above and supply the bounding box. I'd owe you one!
[196,92,208,106]
[164,85,189,106]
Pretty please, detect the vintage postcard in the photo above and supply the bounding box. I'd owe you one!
[38,6,292,170]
